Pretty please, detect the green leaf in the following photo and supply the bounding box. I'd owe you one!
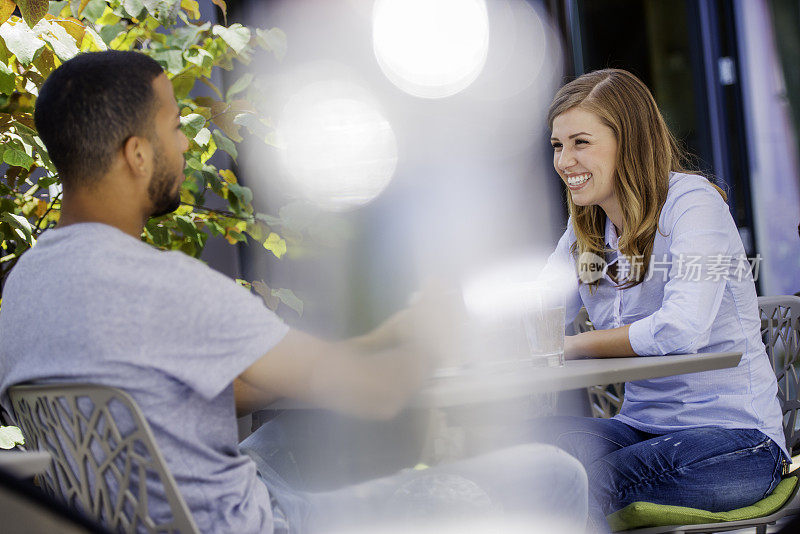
[121,0,146,19]
[205,218,225,236]
[273,288,302,316]
[233,113,271,142]
[16,0,49,28]
[227,181,252,204]
[51,1,70,16]
[193,127,211,147]
[3,149,35,170]
[212,23,250,55]
[179,0,200,19]
[0,426,24,449]
[0,20,46,64]
[79,0,105,21]
[212,129,237,160]
[171,21,209,50]
[0,60,14,95]
[81,0,108,21]
[244,220,268,242]
[211,0,227,24]
[98,23,124,46]
[226,228,245,243]
[225,72,253,100]
[38,19,81,62]
[175,215,203,247]
[180,113,206,138]
[262,231,286,259]
[30,134,56,173]
[0,31,10,63]
[150,49,183,75]
[256,27,287,61]
[144,220,169,245]
[170,71,195,99]
[251,280,279,310]
[38,173,57,188]
[1,212,34,245]
[95,5,121,25]
[81,26,108,51]
[255,212,282,227]
[183,46,213,70]
[142,0,179,25]
[199,135,216,163]
[186,155,203,171]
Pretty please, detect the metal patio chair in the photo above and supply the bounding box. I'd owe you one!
[8,384,200,534]
[573,307,627,419]
[574,295,800,532]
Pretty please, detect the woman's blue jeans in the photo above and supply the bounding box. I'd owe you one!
[539,416,784,530]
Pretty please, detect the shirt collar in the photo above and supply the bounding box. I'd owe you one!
[605,216,620,250]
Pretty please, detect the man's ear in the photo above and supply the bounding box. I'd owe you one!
[121,135,152,179]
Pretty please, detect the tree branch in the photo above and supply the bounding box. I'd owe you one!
[180,202,253,221]
[34,190,62,235]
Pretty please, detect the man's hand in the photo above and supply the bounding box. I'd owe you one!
[235,283,466,419]
[356,281,466,368]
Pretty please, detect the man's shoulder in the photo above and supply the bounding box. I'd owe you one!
[30,222,213,275]
[2,222,229,315]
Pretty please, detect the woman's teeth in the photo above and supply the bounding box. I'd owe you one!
[567,173,591,186]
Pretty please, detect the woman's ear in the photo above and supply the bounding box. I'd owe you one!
[121,135,153,179]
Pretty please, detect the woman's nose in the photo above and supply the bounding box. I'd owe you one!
[557,147,576,171]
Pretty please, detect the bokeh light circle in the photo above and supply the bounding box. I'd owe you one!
[372,0,490,99]
[279,81,398,211]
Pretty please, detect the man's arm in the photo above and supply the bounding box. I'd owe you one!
[234,378,278,417]
[235,328,433,419]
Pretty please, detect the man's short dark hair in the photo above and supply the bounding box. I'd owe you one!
[34,51,165,188]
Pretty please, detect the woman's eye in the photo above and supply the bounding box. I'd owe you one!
[551,142,562,149]
[575,139,589,145]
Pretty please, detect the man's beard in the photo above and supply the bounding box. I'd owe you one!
[148,148,182,218]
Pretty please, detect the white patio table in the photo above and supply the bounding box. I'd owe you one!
[412,351,743,408]
[267,352,743,411]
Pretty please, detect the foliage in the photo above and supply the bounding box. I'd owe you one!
[0,424,23,448]
[0,0,304,317]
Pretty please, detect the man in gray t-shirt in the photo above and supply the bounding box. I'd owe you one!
[0,51,588,533]
[1,222,284,531]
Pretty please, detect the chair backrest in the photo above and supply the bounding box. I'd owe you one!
[8,384,199,534]
[758,295,800,457]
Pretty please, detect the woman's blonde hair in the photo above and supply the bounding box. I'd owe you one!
[547,68,726,289]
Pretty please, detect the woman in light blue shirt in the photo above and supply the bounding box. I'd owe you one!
[544,69,787,527]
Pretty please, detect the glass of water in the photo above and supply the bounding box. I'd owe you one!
[521,285,566,367]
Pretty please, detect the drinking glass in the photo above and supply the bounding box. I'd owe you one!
[521,285,566,367]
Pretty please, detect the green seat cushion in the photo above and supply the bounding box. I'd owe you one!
[606,476,798,532]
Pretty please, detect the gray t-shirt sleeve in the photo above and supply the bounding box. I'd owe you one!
[131,250,289,401]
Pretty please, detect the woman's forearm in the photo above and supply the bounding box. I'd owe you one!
[565,324,637,359]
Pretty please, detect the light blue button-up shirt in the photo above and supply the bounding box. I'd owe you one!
[546,172,788,457]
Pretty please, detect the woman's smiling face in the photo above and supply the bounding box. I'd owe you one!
[551,106,620,217]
